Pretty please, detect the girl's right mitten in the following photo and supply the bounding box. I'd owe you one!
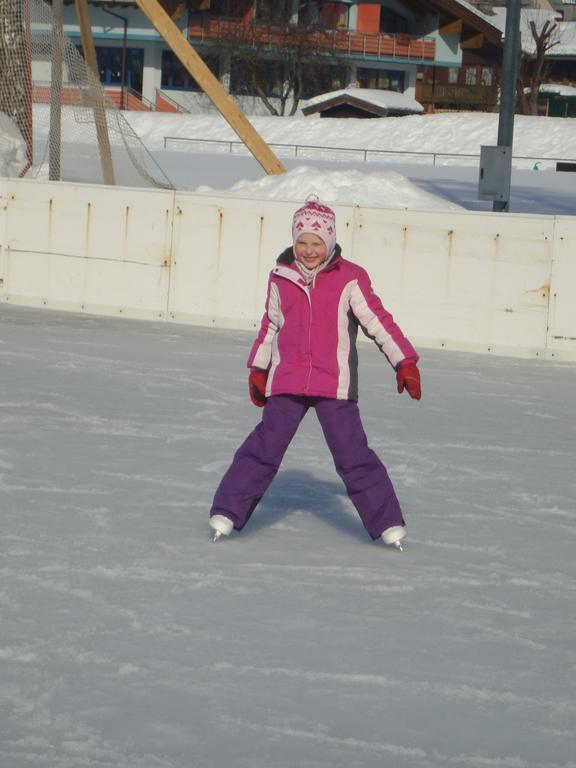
[249,369,268,407]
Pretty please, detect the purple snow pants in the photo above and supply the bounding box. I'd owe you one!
[209,395,404,539]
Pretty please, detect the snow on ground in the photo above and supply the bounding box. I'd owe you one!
[27,105,576,215]
[0,112,28,178]
[1,303,576,768]
[194,165,465,210]
[122,109,576,163]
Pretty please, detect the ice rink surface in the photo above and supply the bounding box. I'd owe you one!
[1,304,575,768]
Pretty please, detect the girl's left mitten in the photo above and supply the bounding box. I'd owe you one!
[249,369,268,407]
[396,361,421,400]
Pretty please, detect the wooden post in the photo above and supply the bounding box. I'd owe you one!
[134,0,286,176]
[74,0,115,185]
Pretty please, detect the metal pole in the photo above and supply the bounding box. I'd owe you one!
[49,0,63,180]
[493,0,521,212]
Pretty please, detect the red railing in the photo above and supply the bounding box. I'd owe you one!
[32,84,153,111]
[188,16,435,63]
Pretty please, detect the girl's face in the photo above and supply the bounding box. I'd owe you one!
[294,234,328,270]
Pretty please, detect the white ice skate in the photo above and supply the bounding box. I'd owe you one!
[381,526,406,552]
[209,514,234,542]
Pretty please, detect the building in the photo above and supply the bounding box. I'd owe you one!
[36,1,506,113]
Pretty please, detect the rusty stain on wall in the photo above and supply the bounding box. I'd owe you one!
[85,202,92,257]
[525,284,550,301]
[124,206,130,260]
[48,198,53,252]
[216,208,224,270]
[446,228,454,296]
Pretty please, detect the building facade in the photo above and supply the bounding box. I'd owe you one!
[35,0,505,113]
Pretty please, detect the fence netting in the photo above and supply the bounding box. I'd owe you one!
[0,0,173,188]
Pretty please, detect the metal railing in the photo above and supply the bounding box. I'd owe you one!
[155,89,190,114]
[162,136,576,169]
[187,16,435,64]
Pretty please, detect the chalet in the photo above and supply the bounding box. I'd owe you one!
[301,87,424,117]
[40,1,505,113]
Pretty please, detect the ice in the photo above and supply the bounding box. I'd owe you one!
[1,303,575,768]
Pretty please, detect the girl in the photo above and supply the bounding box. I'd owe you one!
[209,198,421,550]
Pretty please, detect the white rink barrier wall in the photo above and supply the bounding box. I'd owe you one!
[1,177,575,361]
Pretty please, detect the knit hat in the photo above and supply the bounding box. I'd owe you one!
[292,197,336,256]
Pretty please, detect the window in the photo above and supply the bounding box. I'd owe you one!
[77,45,144,93]
[255,0,292,22]
[465,66,477,86]
[380,8,409,34]
[357,68,405,92]
[230,59,285,97]
[161,51,219,90]
[322,2,349,30]
[301,65,347,99]
[299,0,324,28]
[481,67,493,86]
[207,0,248,18]
[447,67,459,84]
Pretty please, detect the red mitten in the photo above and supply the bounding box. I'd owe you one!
[396,361,421,400]
[249,369,268,407]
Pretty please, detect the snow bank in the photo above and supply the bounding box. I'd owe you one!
[194,165,464,211]
[0,112,27,178]
[123,109,576,161]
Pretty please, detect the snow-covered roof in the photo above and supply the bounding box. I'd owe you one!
[540,82,576,95]
[547,21,576,55]
[301,88,424,117]
[489,8,576,56]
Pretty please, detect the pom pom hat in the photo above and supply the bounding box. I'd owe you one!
[292,197,336,257]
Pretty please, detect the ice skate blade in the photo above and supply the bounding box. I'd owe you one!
[393,541,404,552]
[211,530,223,543]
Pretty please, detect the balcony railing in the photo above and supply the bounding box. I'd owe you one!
[188,16,435,63]
[416,82,498,107]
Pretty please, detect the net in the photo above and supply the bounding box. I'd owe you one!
[0,0,173,188]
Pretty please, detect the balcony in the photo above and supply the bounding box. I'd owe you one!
[416,82,498,108]
[188,16,435,64]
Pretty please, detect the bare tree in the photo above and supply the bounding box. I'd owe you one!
[517,19,560,115]
[207,12,343,116]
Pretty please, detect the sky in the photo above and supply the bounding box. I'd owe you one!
[1,302,575,768]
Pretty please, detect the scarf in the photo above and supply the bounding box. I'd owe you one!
[294,250,335,285]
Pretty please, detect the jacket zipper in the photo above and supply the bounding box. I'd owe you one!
[274,267,313,394]
[305,285,313,394]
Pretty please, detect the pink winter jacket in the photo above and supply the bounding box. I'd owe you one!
[247,246,419,401]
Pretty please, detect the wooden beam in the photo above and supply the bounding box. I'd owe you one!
[460,33,484,49]
[439,18,462,36]
[75,0,116,185]
[134,0,286,176]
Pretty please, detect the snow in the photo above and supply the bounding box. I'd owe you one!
[489,8,576,56]
[301,87,424,114]
[540,82,576,95]
[194,165,465,211]
[551,20,576,55]
[1,302,575,768]
[124,109,576,214]
[122,109,576,162]
[22,105,576,214]
[0,112,28,178]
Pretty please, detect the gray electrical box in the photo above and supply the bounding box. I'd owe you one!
[478,145,512,202]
